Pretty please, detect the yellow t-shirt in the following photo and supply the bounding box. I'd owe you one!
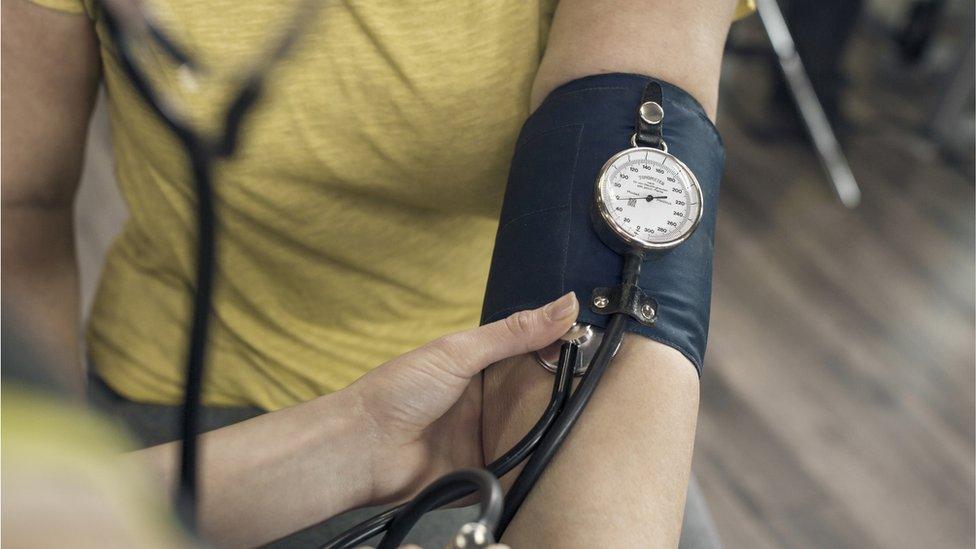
[32,0,753,411]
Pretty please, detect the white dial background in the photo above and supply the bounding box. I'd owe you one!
[598,147,702,246]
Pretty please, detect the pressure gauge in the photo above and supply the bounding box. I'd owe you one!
[592,146,704,254]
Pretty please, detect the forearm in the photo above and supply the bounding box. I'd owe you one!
[483,335,699,547]
[2,205,83,385]
[130,390,375,548]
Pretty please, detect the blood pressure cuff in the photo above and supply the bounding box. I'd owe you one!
[480,73,724,375]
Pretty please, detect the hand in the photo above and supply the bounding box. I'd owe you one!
[346,292,579,504]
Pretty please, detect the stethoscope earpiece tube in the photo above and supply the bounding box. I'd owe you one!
[321,343,579,548]
[97,0,307,532]
[377,468,502,549]
[493,254,640,537]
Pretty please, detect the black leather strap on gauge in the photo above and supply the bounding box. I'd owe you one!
[633,81,665,150]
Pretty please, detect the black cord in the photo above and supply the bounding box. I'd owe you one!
[173,146,217,531]
[494,314,627,537]
[489,342,577,474]
[320,342,578,548]
[376,469,503,549]
[494,253,642,538]
[99,3,269,531]
[146,24,198,70]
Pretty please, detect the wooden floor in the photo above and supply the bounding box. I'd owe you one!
[695,21,975,549]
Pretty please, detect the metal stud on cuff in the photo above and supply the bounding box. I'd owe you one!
[639,101,665,124]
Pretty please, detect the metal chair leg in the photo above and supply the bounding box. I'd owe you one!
[755,0,862,208]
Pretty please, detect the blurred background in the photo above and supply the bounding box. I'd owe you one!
[702,1,975,547]
[65,0,975,547]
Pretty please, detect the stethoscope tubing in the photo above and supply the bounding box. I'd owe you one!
[323,342,579,548]
[494,312,629,537]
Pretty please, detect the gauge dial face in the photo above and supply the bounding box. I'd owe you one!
[596,147,703,250]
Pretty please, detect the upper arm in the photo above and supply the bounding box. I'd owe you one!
[529,0,739,117]
[483,2,735,544]
[2,0,101,209]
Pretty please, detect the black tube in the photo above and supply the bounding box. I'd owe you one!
[488,342,577,473]
[376,469,502,549]
[494,313,627,537]
[100,7,208,531]
[147,23,198,70]
[215,77,263,157]
[321,343,578,549]
[494,253,642,537]
[171,92,262,529]
[100,3,267,530]
[173,147,216,531]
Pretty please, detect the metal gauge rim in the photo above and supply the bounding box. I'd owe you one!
[594,146,705,252]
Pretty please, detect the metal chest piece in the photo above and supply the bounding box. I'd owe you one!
[535,323,621,376]
[447,522,494,548]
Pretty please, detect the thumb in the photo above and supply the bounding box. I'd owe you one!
[436,292,579,378]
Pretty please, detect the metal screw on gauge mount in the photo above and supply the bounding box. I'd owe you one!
[641,303,655,320]
[593,295,609,309]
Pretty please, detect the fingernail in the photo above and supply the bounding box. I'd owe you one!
[543,292,577,321]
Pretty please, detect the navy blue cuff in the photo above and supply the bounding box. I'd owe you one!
[480,73,724,375]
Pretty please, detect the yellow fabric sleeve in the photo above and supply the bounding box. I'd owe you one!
[25,0,86,15]
[735,0,757,20]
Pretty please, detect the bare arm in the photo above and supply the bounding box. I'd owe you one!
[2,0,101,385]
[484,1,737,546]
[529,0,735,118]
[131,387,374,547]
[132,298,578,547]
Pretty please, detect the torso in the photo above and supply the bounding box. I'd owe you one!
[86,0,557,409]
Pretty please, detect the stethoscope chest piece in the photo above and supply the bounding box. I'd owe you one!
[535,323,622,376]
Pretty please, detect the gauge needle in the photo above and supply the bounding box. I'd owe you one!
[615,195,669,202]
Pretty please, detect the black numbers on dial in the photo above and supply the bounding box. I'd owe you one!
[603,153,699,245]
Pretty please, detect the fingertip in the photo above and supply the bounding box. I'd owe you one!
[542,291,578,323]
